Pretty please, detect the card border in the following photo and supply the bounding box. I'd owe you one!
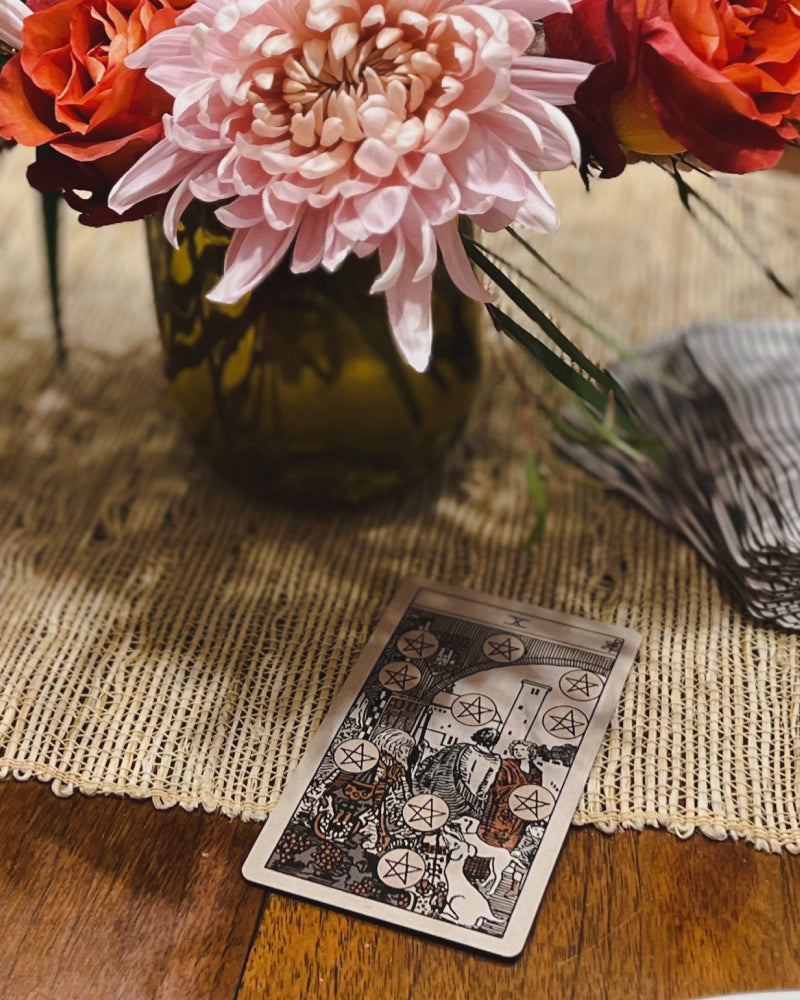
[242,577,641,958]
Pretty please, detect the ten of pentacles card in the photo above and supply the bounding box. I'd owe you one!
[243,578,641,958]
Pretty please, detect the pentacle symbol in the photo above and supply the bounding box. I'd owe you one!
[402,794,450,832]
[333,738,380,773]
[377,848,427,889]
[506,614,530,629]
[559,670,603,702]
[508,784,556,822]
[450,693,497,727]
[482,633,525,663]
[378,661,422,692]
[396,629,439,660]
[542,705,589,740]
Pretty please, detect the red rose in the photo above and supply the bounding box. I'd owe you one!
[0,0,191,221]
[545,0,800,175]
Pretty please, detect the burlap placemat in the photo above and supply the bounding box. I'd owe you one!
[1,146,799,851]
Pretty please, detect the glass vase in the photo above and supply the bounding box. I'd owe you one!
[145,206,482,505]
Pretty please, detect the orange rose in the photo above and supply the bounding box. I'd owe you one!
[545,0,800,174]
[0,0,191,221]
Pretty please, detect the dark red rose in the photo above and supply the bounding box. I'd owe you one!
[0,0,191,222]
[545,0,800,175]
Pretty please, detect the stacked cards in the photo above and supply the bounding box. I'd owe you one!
[554,320,800,631]
[244,579,640,957]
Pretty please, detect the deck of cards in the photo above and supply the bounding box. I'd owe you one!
[555,320,800,632]
[244,579,640,957]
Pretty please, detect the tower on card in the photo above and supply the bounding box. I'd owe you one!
[494,680,551,755]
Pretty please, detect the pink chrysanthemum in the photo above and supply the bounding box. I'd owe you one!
[0,0,28,50]
[110,0,589,370]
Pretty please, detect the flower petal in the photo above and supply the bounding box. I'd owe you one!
[0,0,29,50]
[381,258,433,373]
[207,222,296,302]
[435,218,493,302]
[109,140,204,214]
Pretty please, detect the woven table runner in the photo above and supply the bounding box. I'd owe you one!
[1,146,799,851]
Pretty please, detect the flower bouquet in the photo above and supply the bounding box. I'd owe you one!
[0,0,798,496]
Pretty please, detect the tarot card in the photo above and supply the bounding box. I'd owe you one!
[243,579,641,957]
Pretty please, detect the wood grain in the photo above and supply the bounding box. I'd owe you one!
[0,778,263,1000]
[238,826,800,1000]
[3,775,799,1000]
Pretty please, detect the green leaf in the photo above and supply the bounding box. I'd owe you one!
[524,453,549,546]
[506,226,593,304]
[471,235,627,356]
[665,161,798,303]
[40,187,66,366]
[487,300,612,412]
[485,301,647,445]
[549,398,664,464]
[464,236,636,411]
[35,143,67,365]
[35,146,67,365]
[471,227,695,399]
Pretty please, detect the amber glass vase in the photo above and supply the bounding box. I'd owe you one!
[145,206,482,504]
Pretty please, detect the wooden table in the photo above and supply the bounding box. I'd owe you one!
[2,777,798,1000]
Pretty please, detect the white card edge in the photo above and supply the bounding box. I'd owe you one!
[242,576,642,957]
